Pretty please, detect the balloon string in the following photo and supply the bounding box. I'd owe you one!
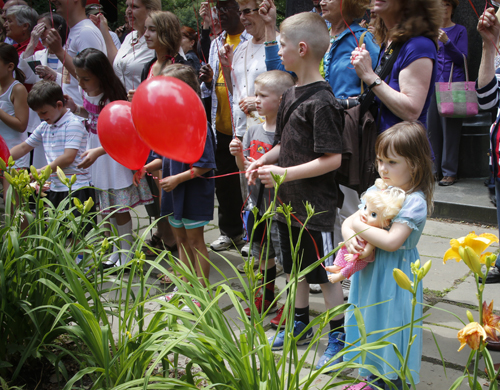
[48,0,54,28]
[340,0,359,47]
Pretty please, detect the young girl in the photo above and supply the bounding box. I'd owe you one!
[137,64,215,311]
[68,48,153,268]
[342,121,434,389]
[325,180,405,284]
[0,43,29,190]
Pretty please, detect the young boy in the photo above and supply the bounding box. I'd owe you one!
[246,12,345,370]
[229,70,295,322]
[10,80,94,211]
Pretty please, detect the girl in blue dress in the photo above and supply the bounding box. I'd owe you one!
[342,121,434,389]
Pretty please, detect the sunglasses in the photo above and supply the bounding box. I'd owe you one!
[237,7,259,16]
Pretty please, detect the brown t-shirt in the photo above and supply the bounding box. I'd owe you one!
[275,81,343,231]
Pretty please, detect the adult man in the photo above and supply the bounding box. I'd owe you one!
[200,0,250,251]
[47,0,106,105]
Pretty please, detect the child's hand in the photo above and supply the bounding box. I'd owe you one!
[160,175,179,192]
[127,89,136,102]
[257,165,285,188]
[133,167,146,187]
[77,148,100,169]
[246,157,263,185]
[64,94,77,113]
[344,236,365,256]
[229,138,243,156]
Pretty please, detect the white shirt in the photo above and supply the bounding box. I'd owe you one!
[113,31,154,92]
[63,19,106,106]
[231,39,266,137]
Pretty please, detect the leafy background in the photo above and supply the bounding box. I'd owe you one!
[29,0,287,30]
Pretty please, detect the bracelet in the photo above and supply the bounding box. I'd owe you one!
[264,40,278,46]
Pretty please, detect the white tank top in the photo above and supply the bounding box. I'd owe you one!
[0,80,26,144]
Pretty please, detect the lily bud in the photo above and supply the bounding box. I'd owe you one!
[83,197,94,213]
[43,165,52,180]
[421,260,432,279]
[30,166,39,180]
[393,268,413,292]
[56,166,68,186]
[70,174,77,185]
[73,197,83,211]
[464,246,483,276]
[3,171,13,185]
[466,310,474,323]
[0,157,7,171]
[414,259,420,269]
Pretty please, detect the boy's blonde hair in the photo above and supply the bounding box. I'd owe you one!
[160,63,201,97]
[279,12,329,61]
[254,70,295,97]
[361,179,406,228]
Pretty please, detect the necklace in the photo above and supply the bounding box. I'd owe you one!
[247,40,263,59]
[330,35,339,43]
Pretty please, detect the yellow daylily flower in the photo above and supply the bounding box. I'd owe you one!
[443,232,498,264]
[457,322,487,352]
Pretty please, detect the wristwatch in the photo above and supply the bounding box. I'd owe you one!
[368,77,382,90]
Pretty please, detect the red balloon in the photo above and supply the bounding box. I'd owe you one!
[97,101,150,170]
[0,135,10,168]
[131,76,207,164]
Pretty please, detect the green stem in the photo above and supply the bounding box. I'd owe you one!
[473,274,484,389]
[401,282,417,390]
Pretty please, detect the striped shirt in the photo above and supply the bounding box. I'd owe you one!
[26,110,92,192]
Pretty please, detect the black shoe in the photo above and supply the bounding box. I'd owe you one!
[489,191,497,208]
[479,266,500,284]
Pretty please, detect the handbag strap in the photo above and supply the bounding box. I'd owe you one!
[358,30,369,95]
[448,53,469,84]
[359,42,403,116]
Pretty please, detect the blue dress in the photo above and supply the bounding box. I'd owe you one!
[345,187,428,384]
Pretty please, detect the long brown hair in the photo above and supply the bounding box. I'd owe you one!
[375,121,434,214]
[373,0,442,48]
[0,42,25,83]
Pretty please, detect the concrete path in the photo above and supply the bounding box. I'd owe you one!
[124,204,500,389]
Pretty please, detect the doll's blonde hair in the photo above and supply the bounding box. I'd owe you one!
[361,179,406,228]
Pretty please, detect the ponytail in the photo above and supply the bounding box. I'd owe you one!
[14,67,25,84]
[0,43,25,83]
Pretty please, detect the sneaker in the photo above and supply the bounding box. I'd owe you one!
[181,298,201,313]
[236,257,260,273]
[210,234,245,251]
[268,320,314,351]
[270,306,287,329]
[276,263,284,276]
[341,279,350,300]
[241,242,250,257]
[244,296,277,318]
[315,331,346,371]
[309,283,322,294]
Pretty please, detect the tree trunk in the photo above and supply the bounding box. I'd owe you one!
[285,0,313,17]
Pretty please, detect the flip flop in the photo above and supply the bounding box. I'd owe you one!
[144,234,177,256]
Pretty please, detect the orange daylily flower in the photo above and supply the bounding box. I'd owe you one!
[457,322,487,352]
[443,232,498,264]
[483,300,500,342]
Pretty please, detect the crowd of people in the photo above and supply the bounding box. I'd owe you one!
[1,0,497,389]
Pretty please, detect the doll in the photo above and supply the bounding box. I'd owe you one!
[327,179,406,283]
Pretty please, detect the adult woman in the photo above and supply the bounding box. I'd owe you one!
[351,0,441,132]
[93,0,161,92]
[4,5,42,55]
[427,0,467,187]
[18,13,66,84]
[320,0,379,101]
[181,26,201,74]
[220,0,267,138]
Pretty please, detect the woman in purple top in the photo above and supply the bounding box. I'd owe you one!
[350,0,441,133]
[427,0,468,187]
